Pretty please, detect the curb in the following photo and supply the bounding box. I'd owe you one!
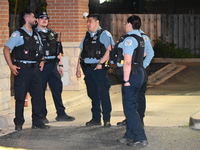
[189,110,200,130]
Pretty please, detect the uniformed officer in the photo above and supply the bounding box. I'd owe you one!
[136,29,154,124]
[76,14,114,127]
[3,10,50,130]
[116,15,148,147]
[117,29,154,126]
[36,12,75,123]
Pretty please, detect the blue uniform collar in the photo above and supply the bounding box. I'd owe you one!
[88,27,102,37]
[37,27,49,33]
[139,29,144,34]
[127,30,141,37]
[21,26,33,35]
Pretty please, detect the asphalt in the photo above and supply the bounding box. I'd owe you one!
[0,60,200,150]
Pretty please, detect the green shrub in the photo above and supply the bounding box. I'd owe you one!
[153,38,198,58]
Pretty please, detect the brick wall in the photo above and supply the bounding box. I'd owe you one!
[46,0,88,42]
[0,1,9,47]
[0,0,11,111]
[46,0,89,90]
[0,0,89,112]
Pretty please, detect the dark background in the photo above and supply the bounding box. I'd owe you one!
[89,0,199,14]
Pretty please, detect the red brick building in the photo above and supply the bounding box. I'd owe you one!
[46,0,89,90]
[0,0,89,111]
[0,0,10,111]
[0,0,9,47]
[47,0,88,42]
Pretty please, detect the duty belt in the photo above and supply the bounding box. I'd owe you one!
[14,61,38,69]
[85,63,98,67]
[44,56,56,59]
[14,59,37,64]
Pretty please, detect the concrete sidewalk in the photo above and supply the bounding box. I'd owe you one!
[0,85,121,135]
[1,84,199,135]
[1,86,200,150]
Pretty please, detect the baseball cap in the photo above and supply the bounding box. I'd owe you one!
[36,12,49,19]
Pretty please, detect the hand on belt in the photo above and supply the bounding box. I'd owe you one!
[14,62,38,68]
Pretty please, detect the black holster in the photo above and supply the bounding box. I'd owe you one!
[131,64,141,74]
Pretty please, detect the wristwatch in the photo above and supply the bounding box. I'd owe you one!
[97,62,103,65]
[123,80,129,83]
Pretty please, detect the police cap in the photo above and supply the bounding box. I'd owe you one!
[36,12,49,19]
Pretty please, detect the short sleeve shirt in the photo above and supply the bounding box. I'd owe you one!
[5,26,33,51]
[118,30,142,57]
[139,29,154,68]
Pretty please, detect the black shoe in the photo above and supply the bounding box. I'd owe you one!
[41,117,49,124]
[116,138,133,144]
[104,120,111,127]
[127,140,148,146]
[117,119,127,126]
[15,125,22,131]
[55,115,75,121]
[86,119,101,126]
[32,124,50,129]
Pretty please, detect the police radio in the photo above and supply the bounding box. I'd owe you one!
[56,32,63,56]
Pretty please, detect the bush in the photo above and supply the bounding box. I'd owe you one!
[153,38,198,58]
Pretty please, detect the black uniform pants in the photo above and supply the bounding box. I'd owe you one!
[122,66,147,141]
[136,68,149,122]
[115,67,149,121]
[14,66,44,126]
[40,62,66,117]
[83,65,112,121]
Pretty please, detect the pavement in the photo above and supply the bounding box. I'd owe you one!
[0,59,200,150]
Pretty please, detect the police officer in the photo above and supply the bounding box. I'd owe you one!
[36,12,75,123]
[116,15,148,146]
[117,29,154,126]
[3,10,50,130]
[76,14,114,127]
[137,29,154,124]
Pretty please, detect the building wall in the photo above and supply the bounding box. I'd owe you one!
[0,0,89,111]
[46,0,89,90]
[0,0,10,111]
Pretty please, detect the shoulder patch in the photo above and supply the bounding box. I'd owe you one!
[105,31,112,37]
[11,32,17,37]
[143,36,149,41]
[124,39,132,46]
